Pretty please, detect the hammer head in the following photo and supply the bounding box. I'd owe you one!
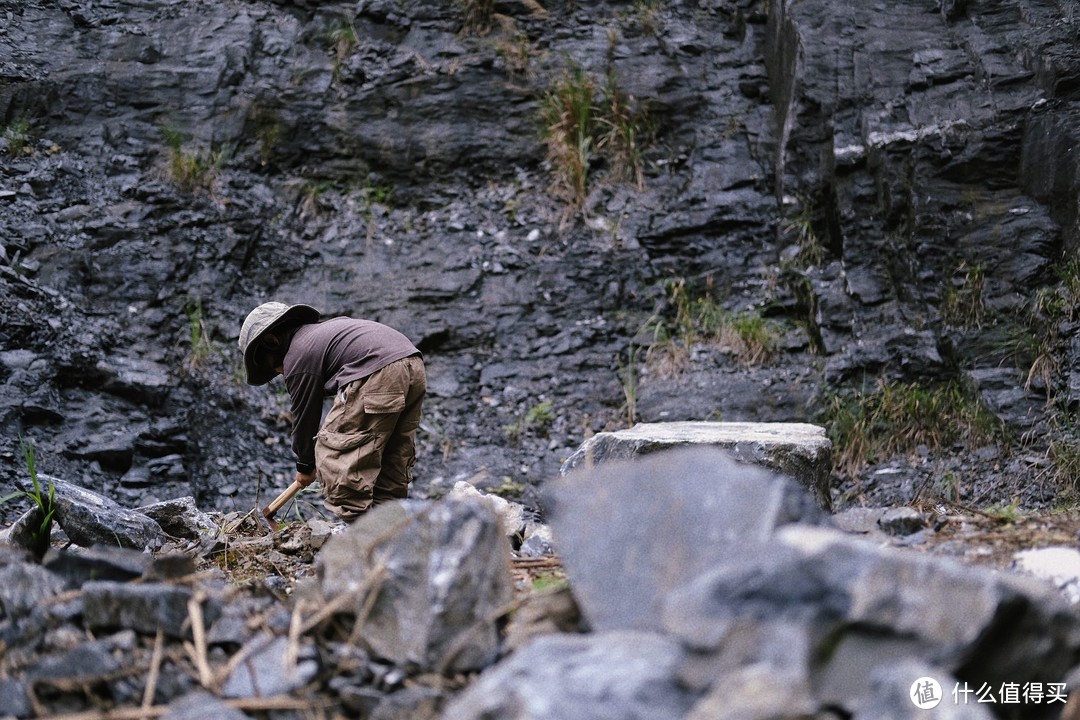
[258,505,279,533]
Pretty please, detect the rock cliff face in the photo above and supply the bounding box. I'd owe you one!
[0,0,1077,514]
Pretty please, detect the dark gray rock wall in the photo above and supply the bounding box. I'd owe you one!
[0,0,1078,516]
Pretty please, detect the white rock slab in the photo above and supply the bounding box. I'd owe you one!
[1013,546,1080,604]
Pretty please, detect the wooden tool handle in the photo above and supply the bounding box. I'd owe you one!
[262,479,304,520]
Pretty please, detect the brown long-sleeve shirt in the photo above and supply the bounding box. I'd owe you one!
[282,317,420,472]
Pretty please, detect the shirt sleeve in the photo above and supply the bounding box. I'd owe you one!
[285,371,323,473]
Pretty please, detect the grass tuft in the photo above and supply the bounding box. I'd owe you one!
[941,260,986,329]
[540,61,597,210]
[161,128,227,193]
[456,0,495,34]
[183,296,213,371]
[780,195,825,267]
[822,378,1003,479]
[505,400,555,442]
[539,60,653,221]
[327,20,358,80]
[644,277,779,374]
[1,437,57,560]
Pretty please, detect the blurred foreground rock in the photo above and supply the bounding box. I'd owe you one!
[447,447,1080,719]
[548,446,829,632]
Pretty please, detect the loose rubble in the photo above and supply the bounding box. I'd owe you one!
[1,442,1079,719]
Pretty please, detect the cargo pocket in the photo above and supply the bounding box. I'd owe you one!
[315,430,377,498]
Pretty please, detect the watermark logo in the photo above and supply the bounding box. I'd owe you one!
[911,677,943,709]
[909,677,1069,708]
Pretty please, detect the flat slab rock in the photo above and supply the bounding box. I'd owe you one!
[561,421,833,510]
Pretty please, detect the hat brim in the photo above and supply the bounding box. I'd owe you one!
[243,304,320,385]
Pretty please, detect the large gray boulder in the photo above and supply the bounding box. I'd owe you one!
[546,446,830,633]
[560,421,833,510]
[316,497,513,673]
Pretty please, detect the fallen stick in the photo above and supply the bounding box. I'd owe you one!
[140,629,165,718]
[31,695,334,720]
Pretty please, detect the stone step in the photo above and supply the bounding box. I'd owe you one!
[560,421,833,511]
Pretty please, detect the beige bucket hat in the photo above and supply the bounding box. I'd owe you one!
[238,302,320,385]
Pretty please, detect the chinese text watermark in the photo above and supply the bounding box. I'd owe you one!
[910,678,1069,709]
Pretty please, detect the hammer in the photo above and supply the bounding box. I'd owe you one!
[260,479,305,530]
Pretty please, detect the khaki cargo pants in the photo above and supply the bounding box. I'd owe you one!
[314,355,426,521]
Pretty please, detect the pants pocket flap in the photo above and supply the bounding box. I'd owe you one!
[363,392,405,414]
[317,430,368,451]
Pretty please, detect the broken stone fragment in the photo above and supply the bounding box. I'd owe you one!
[443,631,696,720]
[0,505,53,561]
[137,495,219,540]
[160,690,249,720]
[220,633,319,698]
[876,506,927,536]
[81,581,212,638]
[43,545,152,588]
[317,497,513,673]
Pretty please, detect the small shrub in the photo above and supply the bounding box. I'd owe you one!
[984,500,1022,523]
[780,196,824,267]
[493,25,535,81]
[300,180,335,217]
[248,104,284,167]
[540,61,597,208]
[1057,255,1080,317]
[977,255,1080,402]
[596,71,650,190]
[1049,436,1080,497]
[327,20,358,80]
[505,400,556,441]
[2,118,33,156]
[722,313,777,366]
[630,0,663,33]
[539,60,654,219]
[457,0,495,34]
[531,571,568,591]
[525,400,555,428]
[489,477,527,498]
[354,180,393,206]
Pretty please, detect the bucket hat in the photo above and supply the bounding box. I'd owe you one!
[238,302,320,385]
